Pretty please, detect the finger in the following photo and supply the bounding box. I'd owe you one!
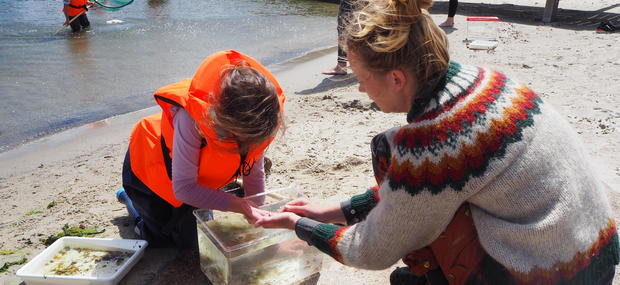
[254,212,271,220]
[255,209,272,217]
[254,218,266,227]
[256,221,272,228]
[277,205,290,213]
[282,205,307,215]
[254,217,274,228]
[285,199,308,206]
[245,217,256,225]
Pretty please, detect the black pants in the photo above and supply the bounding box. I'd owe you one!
[337,0,353,64]
[390,267,448,285]
[69,13,90,32]
[448,0,458,18]
[122,151,199,249]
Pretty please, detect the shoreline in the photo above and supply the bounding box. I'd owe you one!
[0,46,338,178]
[0,0,341,154]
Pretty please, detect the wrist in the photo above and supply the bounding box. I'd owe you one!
[229,197,247,214]
[321,204,347,224]
[289,215,301,230]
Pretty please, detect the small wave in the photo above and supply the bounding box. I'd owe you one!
[106,19,125,24]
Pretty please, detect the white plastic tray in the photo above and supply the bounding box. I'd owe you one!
[467,40,498,50]
[16,237,147,285]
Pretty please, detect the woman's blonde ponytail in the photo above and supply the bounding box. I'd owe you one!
[345,0,449,92]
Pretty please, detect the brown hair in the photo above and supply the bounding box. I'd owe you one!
[209,63,282,154]
[345,0,450,111]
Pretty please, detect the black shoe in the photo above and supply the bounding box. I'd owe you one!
[390,267,428,285]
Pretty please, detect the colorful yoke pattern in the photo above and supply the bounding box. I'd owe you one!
[295,62,619,283]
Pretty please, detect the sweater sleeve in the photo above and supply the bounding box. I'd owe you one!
[295,186,464,270]
[295,132,468,270]
[341,187,379,225]
[171,108,233,211]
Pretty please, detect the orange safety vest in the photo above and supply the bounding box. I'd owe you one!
[64,0,88,17]
[128,50,285,207]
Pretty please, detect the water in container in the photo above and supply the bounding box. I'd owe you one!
[194,185,323,285]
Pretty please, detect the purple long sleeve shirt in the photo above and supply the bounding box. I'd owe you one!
[170,108,265,211]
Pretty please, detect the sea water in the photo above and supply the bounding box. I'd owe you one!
[0,0,339,152]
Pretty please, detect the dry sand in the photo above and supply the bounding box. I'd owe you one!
[1,1,619,284]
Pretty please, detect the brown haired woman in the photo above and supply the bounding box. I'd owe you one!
[255,0,618,284]
[119,50,285,248]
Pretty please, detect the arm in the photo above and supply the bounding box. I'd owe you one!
[292,188,464,269]
[280,199,346,225]
[279,185,378,226]
[171,108,254,217]
[258,132,468,270]
[63,0,71,24]
[279,134,382,225]
[241,155,266,205]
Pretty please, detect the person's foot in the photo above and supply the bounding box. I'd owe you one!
[322,63,347,75]
[439,18,454,28]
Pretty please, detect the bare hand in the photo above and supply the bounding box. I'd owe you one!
[280,198,340,223]
[242,204,273,224]
[255,212,300,229]
[231,197,269,224]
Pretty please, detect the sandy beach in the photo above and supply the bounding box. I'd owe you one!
[1,0,619,284]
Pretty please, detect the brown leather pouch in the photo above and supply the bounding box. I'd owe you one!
[402,204,486,285]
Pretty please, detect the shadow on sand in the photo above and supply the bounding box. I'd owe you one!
[119,248,211,285]
[296,74,358,95]
[430,1,620,30]
[111,214,211,284]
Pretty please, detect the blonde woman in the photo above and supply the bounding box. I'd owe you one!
[256,0,619,284]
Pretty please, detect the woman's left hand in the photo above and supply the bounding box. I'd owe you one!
[255,212,301,230]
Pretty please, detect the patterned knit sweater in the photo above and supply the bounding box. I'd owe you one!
[295,62,619,284]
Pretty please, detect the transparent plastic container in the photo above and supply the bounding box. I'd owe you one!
[466,16,500,42]
[194,185,323,285]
